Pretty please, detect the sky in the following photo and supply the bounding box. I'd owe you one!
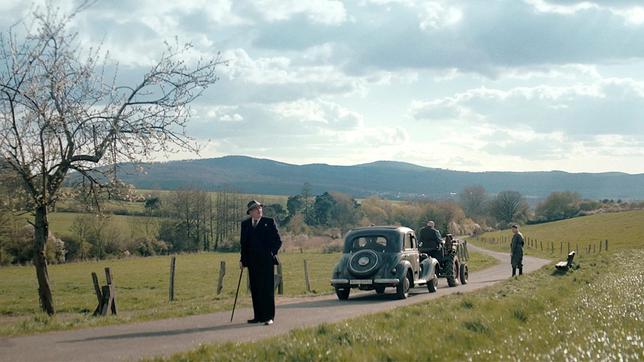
[3,0,644,174]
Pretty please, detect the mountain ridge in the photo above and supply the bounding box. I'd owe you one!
[113,155,644,201]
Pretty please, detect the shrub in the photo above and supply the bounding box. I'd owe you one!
[321,240,342,254]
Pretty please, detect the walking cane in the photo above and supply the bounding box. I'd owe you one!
[230,267,244,322]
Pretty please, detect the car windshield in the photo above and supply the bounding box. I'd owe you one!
[349,236,388,252]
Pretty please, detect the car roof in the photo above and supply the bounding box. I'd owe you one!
[345,225,414,234]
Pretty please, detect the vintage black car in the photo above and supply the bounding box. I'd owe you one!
[331,226,439,300]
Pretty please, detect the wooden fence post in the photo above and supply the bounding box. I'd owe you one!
[276,264,284,295]
[91,272,102,316]
[560,242,563,255]
[99,267,117,316]
[605,239,608,251]
[304,259,312,293]
[169,255,176,302]
[216,261,225,295]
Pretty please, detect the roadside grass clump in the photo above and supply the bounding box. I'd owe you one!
[153,249,643,362]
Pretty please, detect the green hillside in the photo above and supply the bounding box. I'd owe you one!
[470,209,644,260]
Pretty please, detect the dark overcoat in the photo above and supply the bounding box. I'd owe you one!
[240,216,282,322]
[510,232,525,267]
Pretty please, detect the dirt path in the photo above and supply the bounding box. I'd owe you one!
[0,245,550,362]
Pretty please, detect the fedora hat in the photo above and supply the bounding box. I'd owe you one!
[246,200,263,214]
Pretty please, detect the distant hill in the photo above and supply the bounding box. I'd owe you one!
[112,155,644,201]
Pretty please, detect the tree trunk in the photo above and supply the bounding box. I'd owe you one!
[34,205,55,315]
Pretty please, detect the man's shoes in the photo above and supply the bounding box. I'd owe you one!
[247,319,260,324]
[264,319,273,325]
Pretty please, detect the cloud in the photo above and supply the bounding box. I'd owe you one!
[412,77,644,136]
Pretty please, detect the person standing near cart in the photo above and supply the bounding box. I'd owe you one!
[510,224,525,276]
[239,200,282,325]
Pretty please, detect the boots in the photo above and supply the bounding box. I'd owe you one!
[512,267,516,276]
[519,265,523,275]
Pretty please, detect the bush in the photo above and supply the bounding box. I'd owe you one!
[321,240,343,253]
[133,237,168,256]
[215,239,240,252]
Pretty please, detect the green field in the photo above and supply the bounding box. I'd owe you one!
[468,209,644,261]
[153,210,644,361]
[0,248,498,336]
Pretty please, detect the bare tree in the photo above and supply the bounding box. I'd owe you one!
[0,4,223,314]
[489,190,529,226]
[458,185,488,219]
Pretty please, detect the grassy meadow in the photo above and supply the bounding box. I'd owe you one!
[153,210,644,362]
[468,209,644,261]
[0,248,499,336]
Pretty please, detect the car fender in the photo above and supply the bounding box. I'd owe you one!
[419,257,439,280]
[332,254,350,279]
[394,260,412,281]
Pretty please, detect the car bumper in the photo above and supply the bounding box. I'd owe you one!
[331,278,400,286]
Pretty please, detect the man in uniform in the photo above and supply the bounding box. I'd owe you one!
[239,200,282,325]
[510,224,525,276]
[419,220,444,261]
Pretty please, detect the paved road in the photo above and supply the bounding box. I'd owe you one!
[0,245,550,362]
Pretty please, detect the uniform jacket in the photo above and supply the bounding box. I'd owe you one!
[240,216,282,268]
[511,232,525,266]
[419,226,443,251]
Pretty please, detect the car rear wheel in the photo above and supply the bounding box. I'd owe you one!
[459,263,469,285]
[396,271,411,299]
[335,287,350,300]
[427,276,438,293]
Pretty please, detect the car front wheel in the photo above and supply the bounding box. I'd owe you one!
[335,287,350,300]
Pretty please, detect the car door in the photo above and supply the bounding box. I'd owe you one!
[403,231,420,279]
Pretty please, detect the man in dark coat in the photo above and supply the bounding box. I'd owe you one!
[419,220,444,261]
[510,224,525,276]
[239,200,282,325]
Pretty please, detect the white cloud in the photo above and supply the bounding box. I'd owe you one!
[413,78,644,136]
[250,0,347,25]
